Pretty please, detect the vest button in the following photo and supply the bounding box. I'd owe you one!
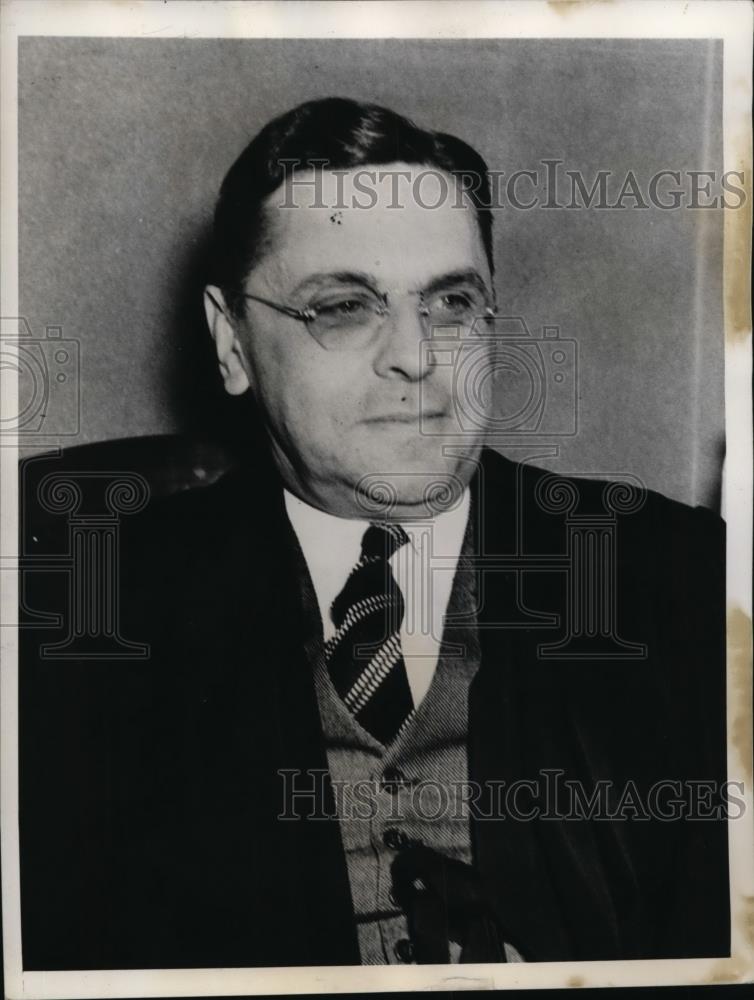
[394,938,415,963]
[383,827,408,850]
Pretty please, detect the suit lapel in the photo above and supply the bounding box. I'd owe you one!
[469,450,626,960]
[170,460,359,966]
[468,450,571,959]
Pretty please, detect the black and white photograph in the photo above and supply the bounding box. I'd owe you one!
[1,1,752,996]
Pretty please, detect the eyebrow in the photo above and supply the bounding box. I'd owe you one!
[291,271,379,297]
[421,269,492,299]
[290,268,493,300]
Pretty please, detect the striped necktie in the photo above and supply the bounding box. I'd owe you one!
[325,522,414,745]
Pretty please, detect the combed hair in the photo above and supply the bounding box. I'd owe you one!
[211,97,494,316]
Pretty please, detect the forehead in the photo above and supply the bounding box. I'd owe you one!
[255,162,488,290]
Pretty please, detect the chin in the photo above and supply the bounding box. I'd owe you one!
[366,428,473,467]
[345,438,480,519]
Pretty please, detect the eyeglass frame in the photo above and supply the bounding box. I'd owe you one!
[242,288,495,322]
[207,282,498,351]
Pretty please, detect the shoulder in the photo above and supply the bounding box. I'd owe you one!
[98,457,293,647]
[477,446,724,562]
[121,458,284,565]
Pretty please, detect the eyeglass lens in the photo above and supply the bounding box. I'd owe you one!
[305,284,493,351]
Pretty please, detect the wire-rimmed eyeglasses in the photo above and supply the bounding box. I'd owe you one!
[235,278,496,352]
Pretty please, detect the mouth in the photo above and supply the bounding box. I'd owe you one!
[362,411,447,425]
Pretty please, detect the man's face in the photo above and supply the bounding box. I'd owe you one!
[205,163,494,519]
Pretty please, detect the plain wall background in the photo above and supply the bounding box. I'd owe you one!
[18,38,725,508]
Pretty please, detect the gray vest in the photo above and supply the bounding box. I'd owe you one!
[295,513,523,965]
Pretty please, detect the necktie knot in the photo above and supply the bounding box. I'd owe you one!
[330,523,408,630]
[361,522,409,562]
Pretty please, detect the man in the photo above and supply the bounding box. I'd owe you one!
[20,98,729,969]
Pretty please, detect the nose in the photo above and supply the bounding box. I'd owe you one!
[372,297,435,382]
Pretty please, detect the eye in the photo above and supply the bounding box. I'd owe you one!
[442,292,473,310]
[320,299,365,317]
[311,294,372,319]
[428,289,478,318]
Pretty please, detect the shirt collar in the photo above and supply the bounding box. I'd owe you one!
[283,486,470,631]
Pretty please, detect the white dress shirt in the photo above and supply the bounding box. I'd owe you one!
[284,488,471,709]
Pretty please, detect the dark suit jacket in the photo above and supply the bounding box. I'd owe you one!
[19,446,729,969]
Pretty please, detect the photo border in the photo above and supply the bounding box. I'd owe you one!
[1,1,751,995]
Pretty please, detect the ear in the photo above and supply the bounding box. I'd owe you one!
[204,286,252,396]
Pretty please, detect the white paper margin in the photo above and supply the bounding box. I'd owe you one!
[1,1,752,996]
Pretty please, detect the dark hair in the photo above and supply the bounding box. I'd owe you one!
[211,97,494,317]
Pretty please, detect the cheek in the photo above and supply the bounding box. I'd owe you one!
[254,342,364,434]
